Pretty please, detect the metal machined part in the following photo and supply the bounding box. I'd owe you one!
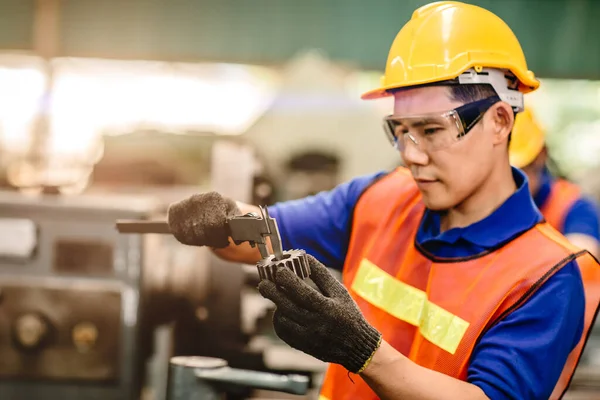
[257,249,310,282]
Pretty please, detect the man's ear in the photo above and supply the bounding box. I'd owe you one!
[489,102,514,145]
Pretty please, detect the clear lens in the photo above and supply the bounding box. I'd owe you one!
[383,111,465,152]
[382,96,501,153]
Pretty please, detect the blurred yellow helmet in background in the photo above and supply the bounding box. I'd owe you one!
[362,1,539,101]
[509,108,546,168]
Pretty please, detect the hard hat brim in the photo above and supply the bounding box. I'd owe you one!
[361,66,540,101]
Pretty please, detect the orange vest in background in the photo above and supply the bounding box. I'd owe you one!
[318,168,600,400]
[540,179,582,233]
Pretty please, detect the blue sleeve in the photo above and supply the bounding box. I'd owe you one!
[467,260,585,400]
[267,171,386,270]
[563,197,600,241]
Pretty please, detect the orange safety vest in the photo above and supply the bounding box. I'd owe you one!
[319,168,600,400]
[540,178,582,233]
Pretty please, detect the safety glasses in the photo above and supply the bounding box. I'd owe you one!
[383,95,501,152]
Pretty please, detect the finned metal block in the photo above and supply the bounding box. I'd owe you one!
[256,249,310,282]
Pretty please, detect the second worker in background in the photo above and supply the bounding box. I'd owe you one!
[509,108,600,257]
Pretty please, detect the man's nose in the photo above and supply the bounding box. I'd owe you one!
[401,136,429,166]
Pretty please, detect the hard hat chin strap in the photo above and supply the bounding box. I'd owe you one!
[458,68,524,113]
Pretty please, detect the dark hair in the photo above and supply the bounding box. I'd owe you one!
[389,82,497,103]
[447,84,497,103]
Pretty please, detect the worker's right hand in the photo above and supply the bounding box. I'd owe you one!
[167,192,241,248]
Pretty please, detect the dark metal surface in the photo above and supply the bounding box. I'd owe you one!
[171,253,245,362]
[53,239,114,275]
[0,280,122,380]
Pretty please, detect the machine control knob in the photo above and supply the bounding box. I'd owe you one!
[14,312,49,350]
[72,322,99,352]
[256,249,311,282]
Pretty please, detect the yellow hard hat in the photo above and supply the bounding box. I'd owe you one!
[362,1,539,100]
[508,108,546,168]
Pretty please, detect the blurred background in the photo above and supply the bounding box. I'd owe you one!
[0,0,598,399]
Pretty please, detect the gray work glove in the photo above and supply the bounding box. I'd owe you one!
[167,191,241,248]
[258,255,382,374]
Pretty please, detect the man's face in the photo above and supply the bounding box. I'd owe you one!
[393,86,498,210]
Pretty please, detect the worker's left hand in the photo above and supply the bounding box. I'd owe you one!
[257,254,382,373]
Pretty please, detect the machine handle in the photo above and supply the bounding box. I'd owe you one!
[167,356,310,399]
[195,366,309,395]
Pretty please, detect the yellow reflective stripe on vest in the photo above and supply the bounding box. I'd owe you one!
[351,259,470,354]
[318,396,331,400]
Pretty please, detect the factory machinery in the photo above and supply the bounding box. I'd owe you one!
[0,141,324,400]
[0,190,159,400]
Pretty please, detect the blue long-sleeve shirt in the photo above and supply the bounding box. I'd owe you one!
[268,167,585,400]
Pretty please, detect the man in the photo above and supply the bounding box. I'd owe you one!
[166,2,600,399]
[509,108,600,256]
